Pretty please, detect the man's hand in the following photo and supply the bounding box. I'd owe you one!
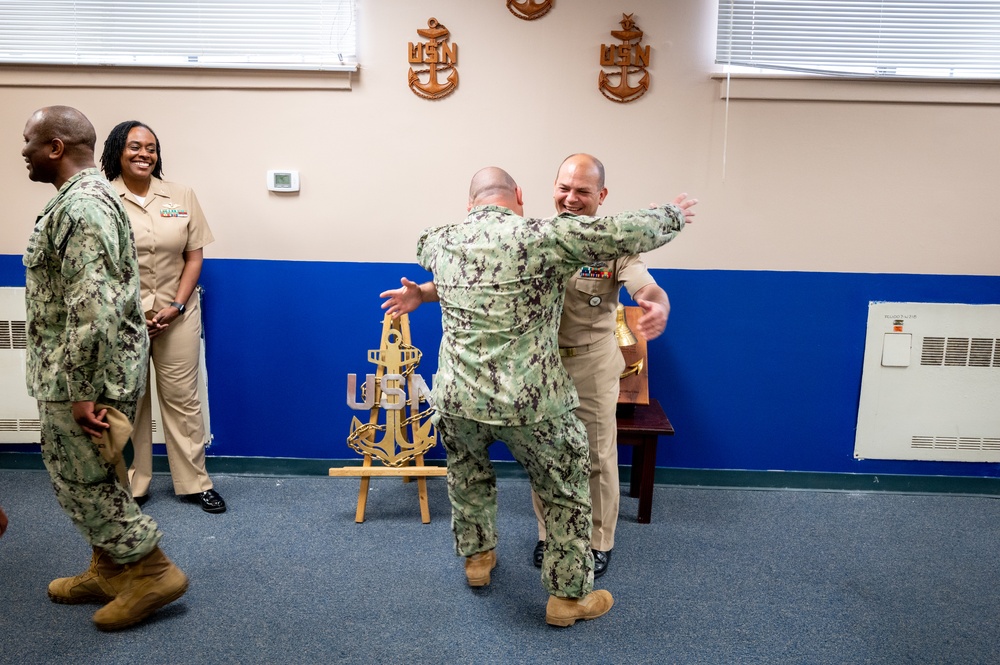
[651,193,698,222]
[672,193,698,222]
[72,401,110,438]
[634,297,669,340]
[380,277,424,318]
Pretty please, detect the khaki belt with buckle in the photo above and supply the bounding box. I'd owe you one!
[559,343,593,357]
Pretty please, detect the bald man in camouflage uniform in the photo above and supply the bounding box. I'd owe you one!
[404,166,694,626]
[20,105,187,631]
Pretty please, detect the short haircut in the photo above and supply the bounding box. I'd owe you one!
[35,106,97,153]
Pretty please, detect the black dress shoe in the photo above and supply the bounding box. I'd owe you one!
[533,540,544,568]
[133,494,149,507]
[593,549,612,578]
[193,489,226,514]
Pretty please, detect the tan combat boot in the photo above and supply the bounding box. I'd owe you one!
[48,547,125,604]
[545,589,614,627]
[91,546,188,631]
[464,549,497,587]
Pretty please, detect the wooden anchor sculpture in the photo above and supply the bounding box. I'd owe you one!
[507,0,553,21]
[330,313,445,523]
[408,18,459,100]
[599,13,651,103]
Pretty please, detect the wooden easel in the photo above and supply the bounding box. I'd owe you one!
[329,314,446,524]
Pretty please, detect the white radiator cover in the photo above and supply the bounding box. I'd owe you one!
[855,302,1000,463]
[0,287,211,447]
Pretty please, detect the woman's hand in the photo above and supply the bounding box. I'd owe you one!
[148,306,180,338]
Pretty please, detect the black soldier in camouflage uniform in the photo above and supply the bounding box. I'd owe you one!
[20,105,188,631]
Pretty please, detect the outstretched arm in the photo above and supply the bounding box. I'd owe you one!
[380,278,438,318]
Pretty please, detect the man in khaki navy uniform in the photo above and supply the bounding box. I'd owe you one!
[19,105,188,631]
[530,154,675,578]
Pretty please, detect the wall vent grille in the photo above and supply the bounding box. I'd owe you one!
[0,418,41,432]
[912,436,1000,452]
[0,320,27,350]
[920,336,998,368]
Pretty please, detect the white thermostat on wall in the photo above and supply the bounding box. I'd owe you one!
[267,170,300,192]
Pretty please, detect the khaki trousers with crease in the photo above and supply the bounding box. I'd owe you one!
[128,296,213,497]
[533,333,624,552]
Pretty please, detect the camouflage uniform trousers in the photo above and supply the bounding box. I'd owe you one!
[38,397,162,564]
[435,410,595,598]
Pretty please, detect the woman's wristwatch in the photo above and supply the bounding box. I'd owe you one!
[170,301,186,315]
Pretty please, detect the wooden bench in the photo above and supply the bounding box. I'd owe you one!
[616,398,675,524]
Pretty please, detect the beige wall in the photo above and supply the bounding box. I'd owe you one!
[2,0,997,275]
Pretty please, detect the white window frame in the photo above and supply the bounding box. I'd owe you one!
[0,0,357,86]
[716,1,1000,80]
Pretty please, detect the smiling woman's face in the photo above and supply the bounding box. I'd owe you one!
[120,125,159,183]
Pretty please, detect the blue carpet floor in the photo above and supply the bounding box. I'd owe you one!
[0,468,998,664]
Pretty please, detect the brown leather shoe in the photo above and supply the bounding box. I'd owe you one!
[464,549,497,587]
[545,590,614,627]
[92,546,188,631]
[48,547,125,604]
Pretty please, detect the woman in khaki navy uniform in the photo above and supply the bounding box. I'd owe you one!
[100,121,225,514]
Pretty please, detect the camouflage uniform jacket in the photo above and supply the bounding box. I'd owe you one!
[417,203,685,426]
[23,168,149,403]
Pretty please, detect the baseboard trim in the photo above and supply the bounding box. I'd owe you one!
[2,452,997,495]
[648,467,1000,496]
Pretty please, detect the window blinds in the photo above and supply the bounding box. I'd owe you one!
[716,0,1000,78]
[0,0,357,71]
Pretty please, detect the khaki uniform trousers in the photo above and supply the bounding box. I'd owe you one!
[128,296,212,497]
[533,333,624,551]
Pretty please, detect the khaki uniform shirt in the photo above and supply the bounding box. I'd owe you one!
[417,203,684,426]
[558,255,655,348]
[112,177,214,313]
[23,168,148,402]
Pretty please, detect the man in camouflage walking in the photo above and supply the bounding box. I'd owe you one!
[410,166,695,626]
[20,105,188,631]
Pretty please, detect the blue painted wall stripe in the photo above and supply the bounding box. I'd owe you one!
[2,254,998,478]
